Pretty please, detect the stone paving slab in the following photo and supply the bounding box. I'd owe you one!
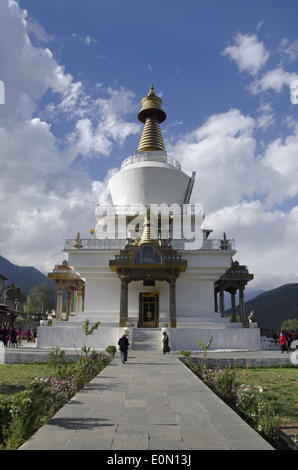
[19,351,274,451]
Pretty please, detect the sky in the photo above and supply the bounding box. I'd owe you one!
[1,0,298,295]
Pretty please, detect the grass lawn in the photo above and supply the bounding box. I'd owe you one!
[0,363,57,400]
[233,367,298,420]
[233,366,298,446]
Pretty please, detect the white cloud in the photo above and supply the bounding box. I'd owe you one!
[72,33,98,46]
[222,32,270,76]
[259,125,298,207]
[278,38,298,63]
[64,87,141,157]
[255,102,275,130]
[205,201,298,291]
[217,30,298,290]
[0,1,72,125]
[167,108,257,213]
[0,1,138,273]
[166,105,298,291]
[249,67,298,95]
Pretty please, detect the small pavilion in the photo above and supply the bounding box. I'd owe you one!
[214,260,254,323]
[48,260,85,321]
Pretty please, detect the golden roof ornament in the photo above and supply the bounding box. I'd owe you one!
[137,85,166,152]
[73,232,83,250]
[139,209,159,246]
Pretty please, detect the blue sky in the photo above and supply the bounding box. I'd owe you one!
[1,0,298,294]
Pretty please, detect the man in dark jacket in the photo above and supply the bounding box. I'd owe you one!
[162,331,170,354]
[118,334,129,363]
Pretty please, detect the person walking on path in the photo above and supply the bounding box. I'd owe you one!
[10,327,18,347]
[162,331,170,354]
[283,330,291,351]
[18,328,23,346]
[118,334,129,363]
[1,326,8,347]
[279,331,288,353]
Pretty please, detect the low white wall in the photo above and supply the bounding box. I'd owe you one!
[37,325,122,350]
[169,327,261,351]
[38,324,260,351]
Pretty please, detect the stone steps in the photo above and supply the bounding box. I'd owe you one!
[132,328,163,351]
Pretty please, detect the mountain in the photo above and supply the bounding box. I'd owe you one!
[226,283,298,332]
[0,255,56,296]
[224,289,266,309]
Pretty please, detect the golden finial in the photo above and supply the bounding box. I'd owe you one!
[139,209,159,246]
[138,85,166,124]
[73,232,83,249]
[137,85,166,152]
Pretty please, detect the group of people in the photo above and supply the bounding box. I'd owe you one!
[0,325,23,347]
[117,330,170,363]
[0,325,37,347]
[279,329,298,353]
[25,328,38,343]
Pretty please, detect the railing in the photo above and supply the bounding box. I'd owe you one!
[51,269,81,276]
[121,152,181,171]
[64,239,127,251]
[64,238,235,252]
[95,203,204,217]
[171,239,235,251]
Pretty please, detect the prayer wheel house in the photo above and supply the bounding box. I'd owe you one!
[40,86,259,351]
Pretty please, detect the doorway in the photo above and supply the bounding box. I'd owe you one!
[139,292,159,327]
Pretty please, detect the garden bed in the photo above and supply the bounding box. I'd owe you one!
[182,354,297,450]
[0,348,112,449]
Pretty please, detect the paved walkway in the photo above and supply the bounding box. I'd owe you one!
[20,351,274,451]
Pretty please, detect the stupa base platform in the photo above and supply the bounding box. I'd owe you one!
[169,326,260,351]
[37,321,261,351]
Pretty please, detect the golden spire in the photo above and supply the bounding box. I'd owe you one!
[137,85,166,152]
[139,209,159,246]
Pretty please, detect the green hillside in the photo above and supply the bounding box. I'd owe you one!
[0,255,55,296]
[227,283,298,332]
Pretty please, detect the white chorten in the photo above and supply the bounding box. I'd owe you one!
[41,86,259,351]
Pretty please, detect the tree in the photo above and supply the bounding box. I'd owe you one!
[28,283,56,315]
[197,336,213,368]
[82,319,100,356]
[3,284,27,306]
[281,319,298,332]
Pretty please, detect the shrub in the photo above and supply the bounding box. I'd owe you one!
[106,345,117,358]
[0,376,77,449]
[0,399,12,448]
[181,350,191,358]
[193,367,239,407]
[47,346,74,380]
[236,391,280,441]
[206,368,239,406]
[183,357,281,445]
[71,351,110,391]
[0,350,111,449]
[180,350,192,368]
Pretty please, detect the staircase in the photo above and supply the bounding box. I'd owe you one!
[132,328,163,351]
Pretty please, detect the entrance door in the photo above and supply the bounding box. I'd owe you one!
[139,293,159,328]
